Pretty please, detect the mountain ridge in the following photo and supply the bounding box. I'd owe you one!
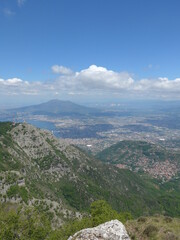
[0,122,180,227]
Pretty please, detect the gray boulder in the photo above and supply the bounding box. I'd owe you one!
[68,220,130,240]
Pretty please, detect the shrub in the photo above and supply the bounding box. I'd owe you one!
[50,200,133,240]
[164,216,173,223]
[143,224,158,237]
[0,203,51,240]
[91,200,132,226]
[137,216,147,223]
[163,232,178,240]
[7,185,29,203]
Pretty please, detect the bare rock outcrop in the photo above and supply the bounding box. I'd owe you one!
[68,220,130,240]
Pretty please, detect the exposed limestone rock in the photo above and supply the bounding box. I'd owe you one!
[10,123,69,159]
[68,220,130,240]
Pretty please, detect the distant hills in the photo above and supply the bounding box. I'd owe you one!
[9,99,100,117]
[0,122,180,226]
[96,140,180,180]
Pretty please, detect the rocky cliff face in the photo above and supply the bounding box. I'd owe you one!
[68,220,130,240]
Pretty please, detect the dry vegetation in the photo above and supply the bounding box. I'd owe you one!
[126,215,180,240]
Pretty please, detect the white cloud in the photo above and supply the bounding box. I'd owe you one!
[0,77,42,96]
[51,65,73,75]
[52,65,180,99]
[51,65,134,93]
[1,65,180,99]
[3,78,23,86]
[17,0,26,7]
[134,77,180,92]
[74,65,134,90]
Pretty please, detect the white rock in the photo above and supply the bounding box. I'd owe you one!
[68,220,130,240]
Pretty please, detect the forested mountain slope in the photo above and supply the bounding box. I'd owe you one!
[96,140,180,180]
[0,122,179,227]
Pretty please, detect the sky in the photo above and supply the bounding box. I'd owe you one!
[1,0,180,108]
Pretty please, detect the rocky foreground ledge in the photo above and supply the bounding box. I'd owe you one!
[68,220,130,240]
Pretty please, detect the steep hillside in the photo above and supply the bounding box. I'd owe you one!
[96,140,180,180]
[0,123,180,227]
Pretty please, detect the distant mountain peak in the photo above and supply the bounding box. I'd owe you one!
[9,99,100,116]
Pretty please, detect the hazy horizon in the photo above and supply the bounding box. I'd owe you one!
[2,97,180,111]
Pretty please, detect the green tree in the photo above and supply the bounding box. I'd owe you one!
[49,200,132,240]
[90,200,132,226]
[0,203,51,240]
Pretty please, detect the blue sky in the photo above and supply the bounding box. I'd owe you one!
[1,0,180,107]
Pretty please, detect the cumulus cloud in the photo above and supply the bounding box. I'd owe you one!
[0,78,23,86]
[52,65,134,94]
[52,65,73,75]
[1,65,180,99]
[134,77,180,92]
[74,65,134,90]
[0,77,41,96]
[52,65,180,99]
